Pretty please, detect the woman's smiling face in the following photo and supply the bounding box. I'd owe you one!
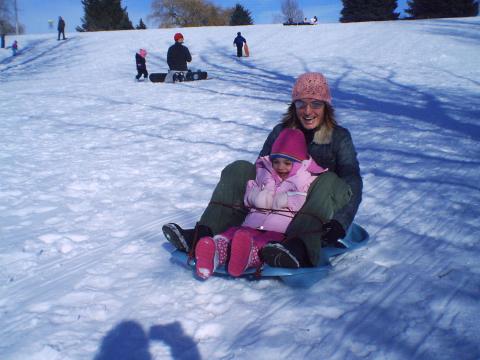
[294,99,325,130]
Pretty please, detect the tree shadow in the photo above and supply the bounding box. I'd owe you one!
[94,320,201,360]
[422,18,480,45]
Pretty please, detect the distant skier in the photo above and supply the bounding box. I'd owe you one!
[311,16,318,24]
[233,32,246,57]
[57,16,66,41]
[135,48,148,81]
[11,40,18,56]
[165,33,192,82]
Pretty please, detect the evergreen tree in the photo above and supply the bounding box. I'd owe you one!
[340,0,400,23]
[229,3,253,25]
[77,0,134,32]
[136,18,147,29]
[405,0,478,19]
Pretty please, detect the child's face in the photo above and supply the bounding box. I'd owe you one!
[272,158,294,180]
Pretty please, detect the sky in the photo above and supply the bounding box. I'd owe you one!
[1,15,479,360]
[16,0,410,34]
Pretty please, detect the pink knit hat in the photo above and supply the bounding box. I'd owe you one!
[291,72,332,104]
[139,49,147,57]
[270,129,308,162]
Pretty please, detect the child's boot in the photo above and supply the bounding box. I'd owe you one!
[228,230,255,277]
[195,236,229,280]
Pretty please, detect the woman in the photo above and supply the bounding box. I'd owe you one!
[163,72,362,268]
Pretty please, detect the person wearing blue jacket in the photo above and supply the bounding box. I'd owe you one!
[167,33,192,71]
[162,72,362,268]
[233,32,246,57]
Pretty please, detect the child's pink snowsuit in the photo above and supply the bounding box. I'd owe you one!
[242,155,326,237]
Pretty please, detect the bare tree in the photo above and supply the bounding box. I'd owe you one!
[281,0,304,22]
[0,0,24,34]
[149,0,230,28]
[0,0,14,33]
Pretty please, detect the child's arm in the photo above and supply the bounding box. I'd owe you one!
[244,179,275,209]
[272,191,307,210]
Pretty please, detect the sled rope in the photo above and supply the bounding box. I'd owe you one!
[209,200,327,240]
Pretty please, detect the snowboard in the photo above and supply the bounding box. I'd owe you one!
[149,70,208,83]
[169,223,369,286]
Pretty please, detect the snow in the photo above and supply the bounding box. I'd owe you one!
[1,18,479,359]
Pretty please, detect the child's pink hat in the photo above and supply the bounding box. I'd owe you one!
[292,72,332,104]
[270,129,308,162]
[139,48,147,57]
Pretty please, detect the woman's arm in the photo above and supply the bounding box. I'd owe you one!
[332,128,363,230]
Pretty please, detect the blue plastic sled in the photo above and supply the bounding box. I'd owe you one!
[170,223,369,286]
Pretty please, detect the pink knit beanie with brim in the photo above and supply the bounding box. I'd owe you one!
[270,129,308,162]
[291,72,332,104]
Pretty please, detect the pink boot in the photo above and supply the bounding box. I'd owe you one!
[195,236,229,280]
[195,237,218,279]
[228,230,254,277]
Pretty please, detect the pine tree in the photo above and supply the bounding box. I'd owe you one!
[340,0,400,23]
[229,4,253,25]
[136,18,147,29]
[405,0,479,19]
[77,0,134,32]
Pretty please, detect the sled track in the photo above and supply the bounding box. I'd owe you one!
[0,212,199,340]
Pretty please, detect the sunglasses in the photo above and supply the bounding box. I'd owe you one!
[294,100,325,109]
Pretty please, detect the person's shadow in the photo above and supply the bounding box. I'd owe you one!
[94,320,201,360]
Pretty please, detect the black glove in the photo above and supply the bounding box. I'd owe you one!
[322,220,346,248]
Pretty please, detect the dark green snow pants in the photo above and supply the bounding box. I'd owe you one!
[199,160,351,266]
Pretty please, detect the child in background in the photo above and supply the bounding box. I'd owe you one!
[11,40,18,56]
[135,48,148,81]
[195,128,327,279]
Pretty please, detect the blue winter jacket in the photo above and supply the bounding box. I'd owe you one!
[233,35,246,48]
[259,123,363,231]
[167,42,192,71]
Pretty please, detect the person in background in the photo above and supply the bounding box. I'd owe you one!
[311,16,318,24]
[57,16,66,41]
[233,32,247,57]
[163,72,362,269]
[165,33,192,82]
[135,48,148,81]
[11,40,18,56]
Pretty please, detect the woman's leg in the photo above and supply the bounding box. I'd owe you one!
[199,160,256,235]
[286,172,352,266]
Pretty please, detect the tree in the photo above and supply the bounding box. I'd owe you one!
[136,18,147,29]
[230,3,253,25]
[340,0,400,22]
[0,0,15,34]
[77,0,134,32]
[149,0,230,28]
[281,0,303,22]
[405,0,478,19]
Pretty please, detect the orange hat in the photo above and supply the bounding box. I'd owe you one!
[174,33,184,42]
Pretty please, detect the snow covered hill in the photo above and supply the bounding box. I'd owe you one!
[1,18,479,360]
